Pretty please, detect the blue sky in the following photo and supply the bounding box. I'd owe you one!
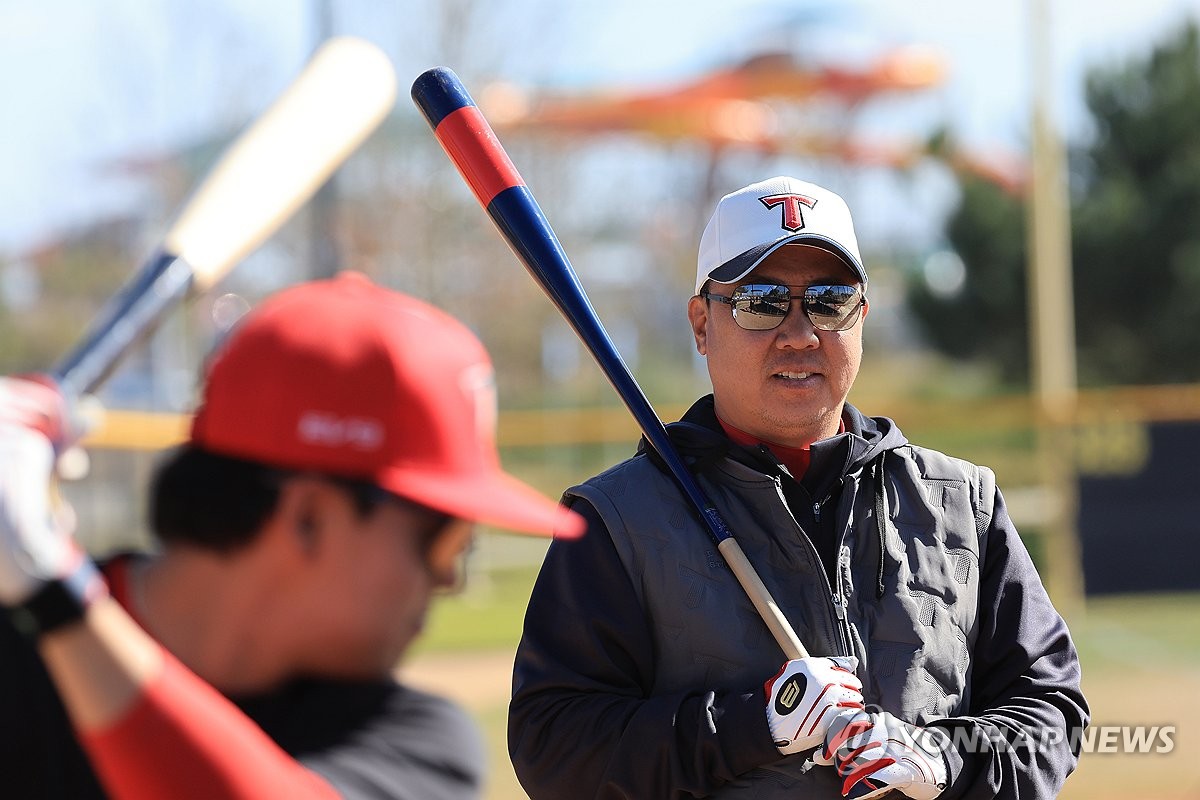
[3,0,1200,253]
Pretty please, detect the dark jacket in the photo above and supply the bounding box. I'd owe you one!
[0,556,484,800]
[509,396,1088,799]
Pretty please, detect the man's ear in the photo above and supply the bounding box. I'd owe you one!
[687,295,710,356]
[423,518,475,588]
[274,477,327,555]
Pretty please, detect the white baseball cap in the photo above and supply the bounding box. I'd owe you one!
[695,176,867,295]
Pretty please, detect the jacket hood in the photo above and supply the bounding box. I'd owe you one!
[838,402,908,475]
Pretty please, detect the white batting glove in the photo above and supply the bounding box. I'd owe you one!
[764,656,864,754]
[0,376,105,632]
[815,710,950,800]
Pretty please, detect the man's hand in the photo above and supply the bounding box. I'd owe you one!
[0,375,75,441]
[764,656,864,754]
[0,376,101,620]
[815,710,950,799]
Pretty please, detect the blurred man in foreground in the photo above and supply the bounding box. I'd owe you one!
[0,272,583,799]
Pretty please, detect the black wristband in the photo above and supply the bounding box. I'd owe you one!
[7,559,108,638]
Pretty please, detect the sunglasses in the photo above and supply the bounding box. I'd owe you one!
[700,283,865,331]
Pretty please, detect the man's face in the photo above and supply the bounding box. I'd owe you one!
[299,487,474,678]
[687,244,867,448]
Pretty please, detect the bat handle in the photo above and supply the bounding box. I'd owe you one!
[652,429,807,658]
[50,251,194,397]
[717,533,809,659]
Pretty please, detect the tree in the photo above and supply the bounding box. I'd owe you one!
[909,20,1200,387]
[1072,21,1200,385]
[907,174,1029,383]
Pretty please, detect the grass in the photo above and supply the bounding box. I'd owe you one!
[406,564,1200,800]
[1073,592,1200,665]
[410,564,540,655]
[1064,592,1200,799]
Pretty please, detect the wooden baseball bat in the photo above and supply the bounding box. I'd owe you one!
[52,37,398,397]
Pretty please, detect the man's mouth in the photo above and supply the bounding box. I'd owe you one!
[775,371,814,381]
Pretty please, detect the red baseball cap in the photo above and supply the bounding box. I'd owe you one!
[190,272,583,539]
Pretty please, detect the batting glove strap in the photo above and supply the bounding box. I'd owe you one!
[7,558,108,638]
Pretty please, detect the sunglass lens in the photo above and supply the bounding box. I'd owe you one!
[805,285,862,331]
[731,284,790,330]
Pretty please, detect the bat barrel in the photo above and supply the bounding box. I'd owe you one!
[412,68,526,212]
[48,37,397,402]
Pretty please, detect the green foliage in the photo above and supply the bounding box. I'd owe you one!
[910,20,1200,387]
[1073,22,1200,385]
[907,177,1030,383]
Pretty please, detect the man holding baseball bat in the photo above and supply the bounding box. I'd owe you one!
[509,176,1088,799]
[0,272,583,799]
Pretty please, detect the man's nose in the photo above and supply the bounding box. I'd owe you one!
[773,299,819,348]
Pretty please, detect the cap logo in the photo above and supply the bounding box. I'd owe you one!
[759,193,817,232]
[297,411,384,451]
[459,363,497,449]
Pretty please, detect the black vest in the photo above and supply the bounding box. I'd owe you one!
[566,443,995,796]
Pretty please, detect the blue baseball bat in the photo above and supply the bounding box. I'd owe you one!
[411,66,808,659]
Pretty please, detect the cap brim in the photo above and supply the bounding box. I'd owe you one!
[706,235,866,289]
[376,466,585,539]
